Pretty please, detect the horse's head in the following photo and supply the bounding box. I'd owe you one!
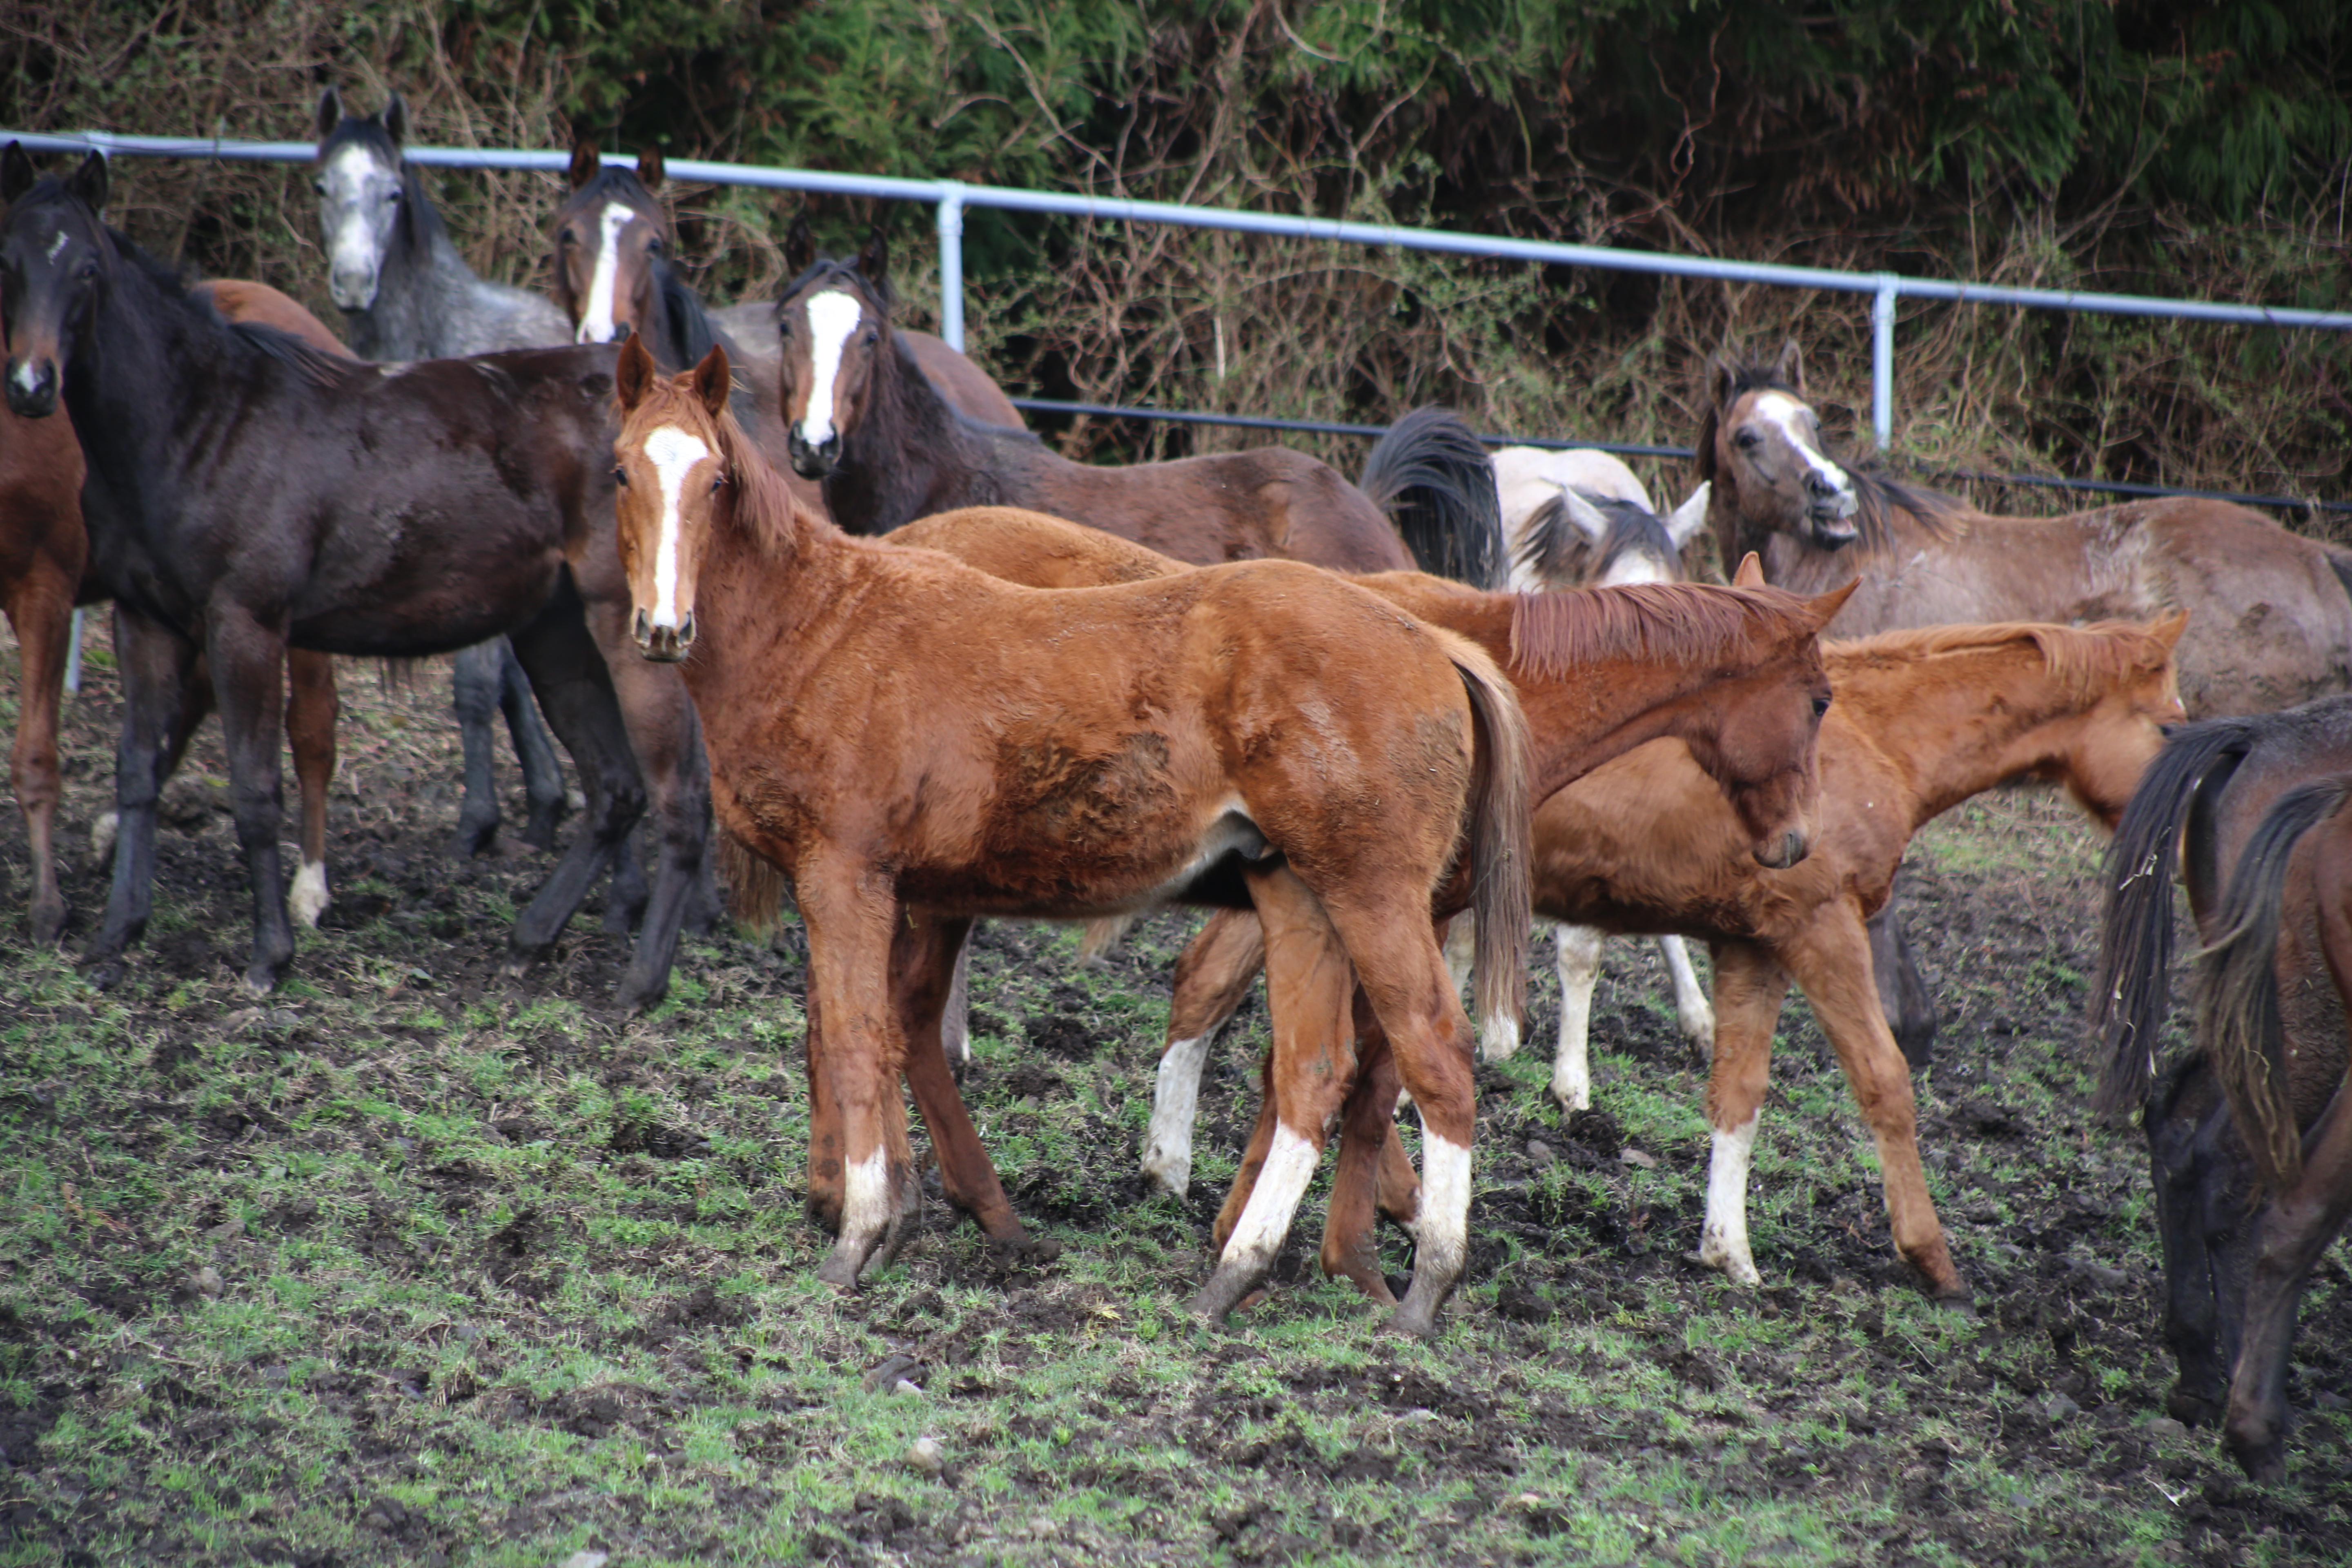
[0,145,111,419]
[2051,613,2191,831]
[1700,342,1861,552]
[553,140,671,349]
[612,334,733,662]
[312,87,411,312]
[1694,557,1856,869]
[776,218,893,481]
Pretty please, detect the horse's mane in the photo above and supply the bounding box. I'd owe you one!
[688,383,819,559]
[1508,583,1802,679]
[1827,620,2175,703]
[89,210,358,390]
[1696,358,1964,550]
[654,260,722,369]
[1517,490,1675,585]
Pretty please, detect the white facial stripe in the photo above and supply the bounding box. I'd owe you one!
[641,424,712,628]
[799,289,865,445]
[9,360,40,395]
[1752,391,1850,492]
[575,202,633,344]
[44,229,68,263]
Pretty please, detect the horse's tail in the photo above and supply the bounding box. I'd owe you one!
[2091,714,2261,1117]
[1430,626,1533,1058]
[2195,775,2351,1193]
[1359,407,1505,589]
[716,823,791,934]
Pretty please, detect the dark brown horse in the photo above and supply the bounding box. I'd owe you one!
[772,234,1503,586]
[612,340,1530,1335]
[2092,695,2352,1479]
[0,147,707,1009]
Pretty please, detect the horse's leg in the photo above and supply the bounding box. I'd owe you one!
[801,983,846,1230]
[602,829,653,937]
[1694,938,1790,1284]
[893,912,1054,1258]
[797,858,920,1288]
[939,936,972,1064]
[1868,883,1936,1069]
[82,606,203,988]
[1193,865,1356,1323]
[1784,902,1968,1301]
[202,601,299,996]
[2223,1087,2352,1482]
[1550,923,1606,1112]
[501,597,642,975]
[3,568,74,944]
[1658,935,1715,1061]
[284,650,337,929]
[447,640,506,858]
[497,635,571,851]
[1145,906,1267,1199]
[1319,988,1405,1303]
[1318,894,1480,1339]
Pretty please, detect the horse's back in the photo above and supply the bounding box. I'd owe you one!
[1492,448,1653,515]
[198,280,354,360]
[902,331,1023,428]
[1045,444,1411,575]
[2128,499,2352,715]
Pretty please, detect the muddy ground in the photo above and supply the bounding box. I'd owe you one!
[0,635,2346,1566]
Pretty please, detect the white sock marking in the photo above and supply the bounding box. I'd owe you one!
[289,860,330,928]
[840,1147,894,1248]
[1415,1127,1472,1280]
[1659,935,1715,1057]
[1550,923,1604,1111]
[1142,1036,1210,1198]
[1218,1122,1320,1271]
[640,425,710,628]
[575,202,633,344]
[798,289,865,446]
[1699,1113,1763,1285]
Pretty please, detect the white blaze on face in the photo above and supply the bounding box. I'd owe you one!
[9,358,40,396]
[641,424,712,628]
[1751,390,1851,497]
[575,202,634,344]
[323,145,387,296]
[797,288,866,445]
[44,228,69,263]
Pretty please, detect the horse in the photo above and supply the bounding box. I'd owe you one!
[313,87,572,858]
[0,273,344,944]
[771,233,1504,587]
[2090,695,2352,1479]
[0,147,708,1011]
[880,507,1851,1305]
[612,339,1530,1336]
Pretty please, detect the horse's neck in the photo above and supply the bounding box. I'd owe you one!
[1841,649,2096,824]
[693,496,871,706]
[1524,644,1783,802]
[346,207,474,360]
[68,264,222,541]
[824,342,990,534]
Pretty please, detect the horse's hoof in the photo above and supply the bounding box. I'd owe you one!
[2167,1385,2224,1429]
[2225,1430,2287,1485]
[1190,1263,1263,1325]
[30,900,65,948]
[78,955,126,991]
[240,967,278,999]
[615,976,667,1017]
[1381,1302,1441,1339]
[815,1246,867,1291]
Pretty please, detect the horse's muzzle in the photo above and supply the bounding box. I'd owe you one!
[633,607,695,663]
[4,356,58,419]
[327,266,379,312]
[787,428,840,481]
[1753,827,1811,870]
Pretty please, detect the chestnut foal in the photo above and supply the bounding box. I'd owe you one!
[610,342,1529,1334]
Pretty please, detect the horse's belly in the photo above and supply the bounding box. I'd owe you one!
[906,802,1270,918]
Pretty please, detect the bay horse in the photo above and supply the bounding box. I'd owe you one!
[881,506,1851,1306]
[2090,695,2352,1478]
[612,339,1530,1336]
[0,147,708,1010]
[313,87,572,858]
[1199,615,2183,1305]
[772,233,1504,587]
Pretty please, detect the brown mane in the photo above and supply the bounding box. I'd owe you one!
[1827,619,2178,704]
[1509,583,1806,680]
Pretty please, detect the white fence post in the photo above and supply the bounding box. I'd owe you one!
[935,181,966,353]
[1872,274,1899,451]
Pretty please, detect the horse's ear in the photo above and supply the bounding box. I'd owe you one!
[383,91,410,149]
[1664,482,1710,549]
[1803,575,1862,625]
[568,136,601,191]
[1730,550,1766,588]
[65,150,107,215]
[855,225,889,290]
[316,86,345,143]
[1560,490,1611,546]
[2152,609,2189,650]
[691,343,732,418]
[1710,349,1742,413]
[615,330,656,412]
[0,143,36,205]
[1771,339,1806,396]
[636,148,665,192]
[783,210,816,275]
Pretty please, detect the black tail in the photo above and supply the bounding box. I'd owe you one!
[2091,715,2260,1118]
[2195,775,2352,1193]
[1359,407,1503,588]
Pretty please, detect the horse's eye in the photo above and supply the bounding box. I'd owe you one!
[777,321,793,340]
[709,472,726,493]
[385,188,401,204]
[77,261,97,282]
[647,238,664,256]
[611,466,628,487]
[1735,432,1760,450]
[862,326,878,345]
[313,180,327,196]
[557,230,573,250]
[1812,694,1832,719]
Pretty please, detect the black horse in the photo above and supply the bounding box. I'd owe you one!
[0,147,707,1010]
[2091,693,2352,1478]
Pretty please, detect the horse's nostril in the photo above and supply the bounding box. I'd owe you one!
[633,608,650,644]
[678,613,696,646]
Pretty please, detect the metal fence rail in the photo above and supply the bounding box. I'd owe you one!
[8,125,2352,463]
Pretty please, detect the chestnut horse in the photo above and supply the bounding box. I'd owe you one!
[2091,695,2352,1479]
[883,506,1851,1305]
[1702,342,2352,718]
[772,234,1503,587]
[0,276,341,943]
[0,149,708,1009]
[612,340,1528,1336]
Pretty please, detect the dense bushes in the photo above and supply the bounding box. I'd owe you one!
[6,0,2348,514]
